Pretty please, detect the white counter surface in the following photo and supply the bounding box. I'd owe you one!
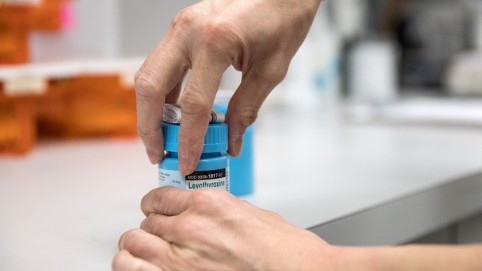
[1,102,482,270]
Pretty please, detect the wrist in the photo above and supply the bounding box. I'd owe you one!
[334,246,384,271]
[263,233,346,271]
[299,243,349,271]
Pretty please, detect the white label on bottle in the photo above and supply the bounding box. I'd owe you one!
[159,168,229,191]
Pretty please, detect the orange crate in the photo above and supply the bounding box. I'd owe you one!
[37,74,137,139]
[36,76,72,137]
[0,83,37,154]
[31,0,65,32]
[0,5,32,64]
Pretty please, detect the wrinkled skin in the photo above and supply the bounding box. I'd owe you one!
[134,0,321,175]
[113,187,339,271]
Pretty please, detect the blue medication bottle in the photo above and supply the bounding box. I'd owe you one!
[158,122,229,191]
[213,103,254,196]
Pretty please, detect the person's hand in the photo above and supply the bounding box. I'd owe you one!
[135,0,322,174]
[113,187,341,271]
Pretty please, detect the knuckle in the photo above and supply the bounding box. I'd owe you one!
[262,67,287,85]
[178,135,205,151]
[151,194,165,215]
[180,89,211,116]
[136,122,162,146]
[120,229,143,249]
[237,105,259,127]
[190,189,226,212]
[134,69,159,98]
[141,188,162,216]
[174,216,200,236]
[178,135,203,150]
[202,19,231,42]
[191,188,216,204]
[198,19,240,59]
[171,7,197,30]
[140,192,152,216]
[140,214,156,232]
[136,124,158,141]
[147,186,172,214]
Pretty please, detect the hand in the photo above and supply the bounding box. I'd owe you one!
[112,187,482,271]
[135,0,322,174]
[113,187,340,271]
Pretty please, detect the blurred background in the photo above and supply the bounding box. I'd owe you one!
[2,2,482,268]
[2,0,482,154]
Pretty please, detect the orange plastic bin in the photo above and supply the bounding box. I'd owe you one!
[0,83,37,154]
[0,5,32,64]
[37,74,137,139]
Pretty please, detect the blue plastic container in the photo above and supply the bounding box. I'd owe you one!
[158,122,229,191]
[213,104,254,196]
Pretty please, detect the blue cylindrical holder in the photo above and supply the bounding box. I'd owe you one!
[213,104,255,196]
[158,122,229,191]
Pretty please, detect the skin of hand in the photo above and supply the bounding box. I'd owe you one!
[113,187,482,271]
[135,0,322,175]
[113,186,341,271]
[339,244,482,271]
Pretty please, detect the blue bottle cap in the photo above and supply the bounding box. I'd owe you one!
[162,122,228,153]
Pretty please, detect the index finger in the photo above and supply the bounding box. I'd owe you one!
[135,40,187,164]
[178,51,229,175]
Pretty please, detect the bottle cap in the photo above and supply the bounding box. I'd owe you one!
[162,122,228,153]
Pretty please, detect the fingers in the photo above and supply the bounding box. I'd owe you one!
[112,250,163,271]
[118,229,170,267]
[165,71,187,105]
[178,51,230,175]
[227,62,287,156]
[141,213,177,242]
[141,186,192,217]
[135,37,188,165]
